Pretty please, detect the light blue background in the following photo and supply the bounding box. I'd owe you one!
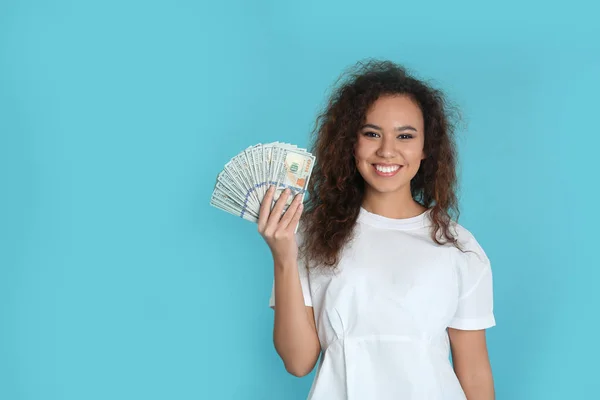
[1,1,598,399]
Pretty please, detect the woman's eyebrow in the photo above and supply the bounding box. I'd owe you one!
[361,123,418,132]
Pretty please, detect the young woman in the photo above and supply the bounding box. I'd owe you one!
[258,60,496,399]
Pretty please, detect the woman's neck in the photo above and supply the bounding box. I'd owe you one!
[362,190,427,219]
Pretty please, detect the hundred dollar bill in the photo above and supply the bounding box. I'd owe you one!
[210,142,315,226]
[272,148,315,210]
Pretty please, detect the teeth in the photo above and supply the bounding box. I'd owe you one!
[375,164,400,173]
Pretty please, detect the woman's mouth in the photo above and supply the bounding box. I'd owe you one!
[373,164,402,177]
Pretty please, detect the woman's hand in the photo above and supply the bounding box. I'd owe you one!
[257,186,304,265]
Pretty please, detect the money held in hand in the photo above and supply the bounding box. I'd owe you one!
[210,142,315,223]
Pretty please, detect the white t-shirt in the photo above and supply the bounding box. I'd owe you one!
[269,207,496,400]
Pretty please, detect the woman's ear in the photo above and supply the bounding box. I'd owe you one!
[353,145,359,165]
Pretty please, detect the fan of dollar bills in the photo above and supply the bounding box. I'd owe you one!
[210,142,315,223]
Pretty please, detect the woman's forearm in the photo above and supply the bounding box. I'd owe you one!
[272,259,321,377]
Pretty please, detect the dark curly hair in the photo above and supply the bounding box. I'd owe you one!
[301,59,466,269]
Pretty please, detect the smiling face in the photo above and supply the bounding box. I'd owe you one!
[354,95,426,200]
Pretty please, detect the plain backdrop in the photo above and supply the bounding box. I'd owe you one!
[1,0,598,399]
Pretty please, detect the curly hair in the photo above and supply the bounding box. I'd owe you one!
[301,59,466,269]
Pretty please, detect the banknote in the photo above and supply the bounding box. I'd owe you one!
[210,142,315,224]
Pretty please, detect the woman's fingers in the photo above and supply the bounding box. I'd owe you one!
[257,185,276,233]
[259,187,304,237]
[265,188,292,232]
[287,197,304,231]
[279,193,303,228]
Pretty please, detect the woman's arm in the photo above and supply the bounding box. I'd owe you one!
[448,328,495,399]
[272,260,321,377]
[259,187,321,377]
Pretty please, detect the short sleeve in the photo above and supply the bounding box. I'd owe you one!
[448,227,496,330]
[268,229,313,308]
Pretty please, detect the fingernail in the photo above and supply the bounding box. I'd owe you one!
[284,188,290,195]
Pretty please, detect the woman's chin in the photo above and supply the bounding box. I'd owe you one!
[364,182,408,195]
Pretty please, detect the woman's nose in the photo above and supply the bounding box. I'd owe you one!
[376,136,396,158]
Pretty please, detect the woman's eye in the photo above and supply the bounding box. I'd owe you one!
[398,134,413,139]
[363,131,379,138]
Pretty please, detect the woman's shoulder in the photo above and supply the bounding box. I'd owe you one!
[446,219,491,269]
[448,219,480,245]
